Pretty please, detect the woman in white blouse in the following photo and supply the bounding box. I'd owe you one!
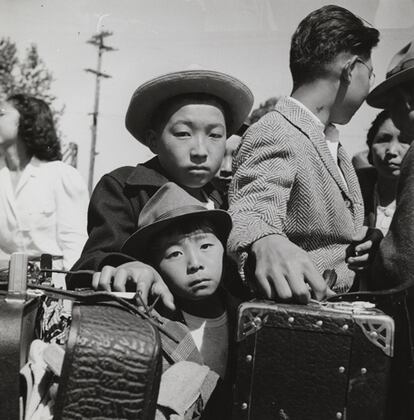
[0,94,89,286]
[357,110,411,236]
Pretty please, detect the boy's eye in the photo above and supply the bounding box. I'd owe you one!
[174,131,191,138]
[200,243,214,250]
[165,250,182,259]
[209,132,224,139]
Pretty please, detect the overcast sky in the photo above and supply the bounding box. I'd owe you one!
[1,0,413,189]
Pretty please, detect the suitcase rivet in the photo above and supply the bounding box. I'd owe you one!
[370,331,378,339]
[246,354,253,362]
[338,366,345,373]
[342,324,349,330]
[361,368,367,375]
[253,316,262,326]
[316,320,323,327]
[336,412,343,419]
[241,402,248,410]
[288,317,294,323]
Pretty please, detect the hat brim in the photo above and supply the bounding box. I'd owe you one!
[125,70,254,144]
[366,67,414,108]
[121,208,232,260]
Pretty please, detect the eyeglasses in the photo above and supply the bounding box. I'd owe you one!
[356,58,376,87]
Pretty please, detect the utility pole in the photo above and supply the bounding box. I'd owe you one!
[85,30,116,194]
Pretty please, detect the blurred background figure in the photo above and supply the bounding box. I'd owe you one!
[0,94,88,287]
[357,110,410,235]
[248,96,279,125]
[213,96,280,198]
[351,149,371,170]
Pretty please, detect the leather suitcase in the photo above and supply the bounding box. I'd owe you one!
[0,253,162,420]
[232,299,395,420]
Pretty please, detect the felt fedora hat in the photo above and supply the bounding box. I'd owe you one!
[125,69,254,145]
[121,182,232,259]
[367,40,414,108]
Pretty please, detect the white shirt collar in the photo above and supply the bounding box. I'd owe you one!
[289,97,325,131]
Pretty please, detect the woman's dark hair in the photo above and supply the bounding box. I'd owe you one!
[366,110,391,164]
[290,5,379,87]
[8,94,61,161]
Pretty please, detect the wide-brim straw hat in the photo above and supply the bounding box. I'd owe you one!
[121,182,232,259]
[125,69,254,145]
[367,40,414,109]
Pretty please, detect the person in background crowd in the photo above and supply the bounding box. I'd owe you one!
[228,5,380,302]
[366,40,414,290]
[248,96,279,125]
[0,94,88,287]
[212,97,280,199]
[357,110,410,235]
[68,69,253,308]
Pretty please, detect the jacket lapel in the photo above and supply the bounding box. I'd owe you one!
[276,97,353,201]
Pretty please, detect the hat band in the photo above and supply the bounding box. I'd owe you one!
[387,58,414,78]
[145,204,210,227]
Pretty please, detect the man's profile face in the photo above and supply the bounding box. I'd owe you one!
[389,82,414,137]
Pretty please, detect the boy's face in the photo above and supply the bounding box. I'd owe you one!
[153,229,224,301]
[333,57,374,124]
[151,99,227,189]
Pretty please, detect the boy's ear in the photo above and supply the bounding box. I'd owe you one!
[341,56,357,85]
[146,129,159,153]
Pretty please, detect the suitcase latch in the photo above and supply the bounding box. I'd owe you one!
[238,310,269,341]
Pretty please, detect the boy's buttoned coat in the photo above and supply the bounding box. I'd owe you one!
[228,96,366,292]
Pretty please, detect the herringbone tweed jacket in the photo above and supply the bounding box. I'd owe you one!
[228,96,366,292]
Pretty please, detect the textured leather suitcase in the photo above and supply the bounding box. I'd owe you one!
[0,253,162,420]
[232,299,394,420]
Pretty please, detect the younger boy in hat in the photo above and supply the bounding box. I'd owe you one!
[67,69,253,304]
[121,182,238,420]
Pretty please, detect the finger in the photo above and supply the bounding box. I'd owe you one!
[268,271,293,301]
[254,267,274,298]
[354,240,372,254]
[112,268,128,292]
[133,271,153,307]
[304,264,328,301]
[92,272,101,290]
[98,266,115,291]
[325,287,336,298]
[286,271,311,304]
[151,281,176,311]
[347,254,369,265]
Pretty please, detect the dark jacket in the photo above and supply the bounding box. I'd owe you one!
[67,157,224,289]
[372,143,414,291]
[356,166,378,228]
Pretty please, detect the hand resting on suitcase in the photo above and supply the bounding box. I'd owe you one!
[250,234,335,303]
[92,260,176,310]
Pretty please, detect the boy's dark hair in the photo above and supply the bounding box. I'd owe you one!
[145,216,225,264]
[290,5,379,87]
[366,110,391,164]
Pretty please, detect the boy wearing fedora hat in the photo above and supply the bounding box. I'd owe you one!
[121,182,238,419]
[67,69,253,302]
[366,40,414,291]
[228,5,380,302]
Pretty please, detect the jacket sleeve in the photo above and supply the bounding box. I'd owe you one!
[227,117,297,280]
[67,173,137,289]
[372,143,414,290]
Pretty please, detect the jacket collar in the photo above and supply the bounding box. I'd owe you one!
[275,97,360,203]
[125,156,224,209]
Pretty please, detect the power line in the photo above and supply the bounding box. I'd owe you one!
[84,30,117,194]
